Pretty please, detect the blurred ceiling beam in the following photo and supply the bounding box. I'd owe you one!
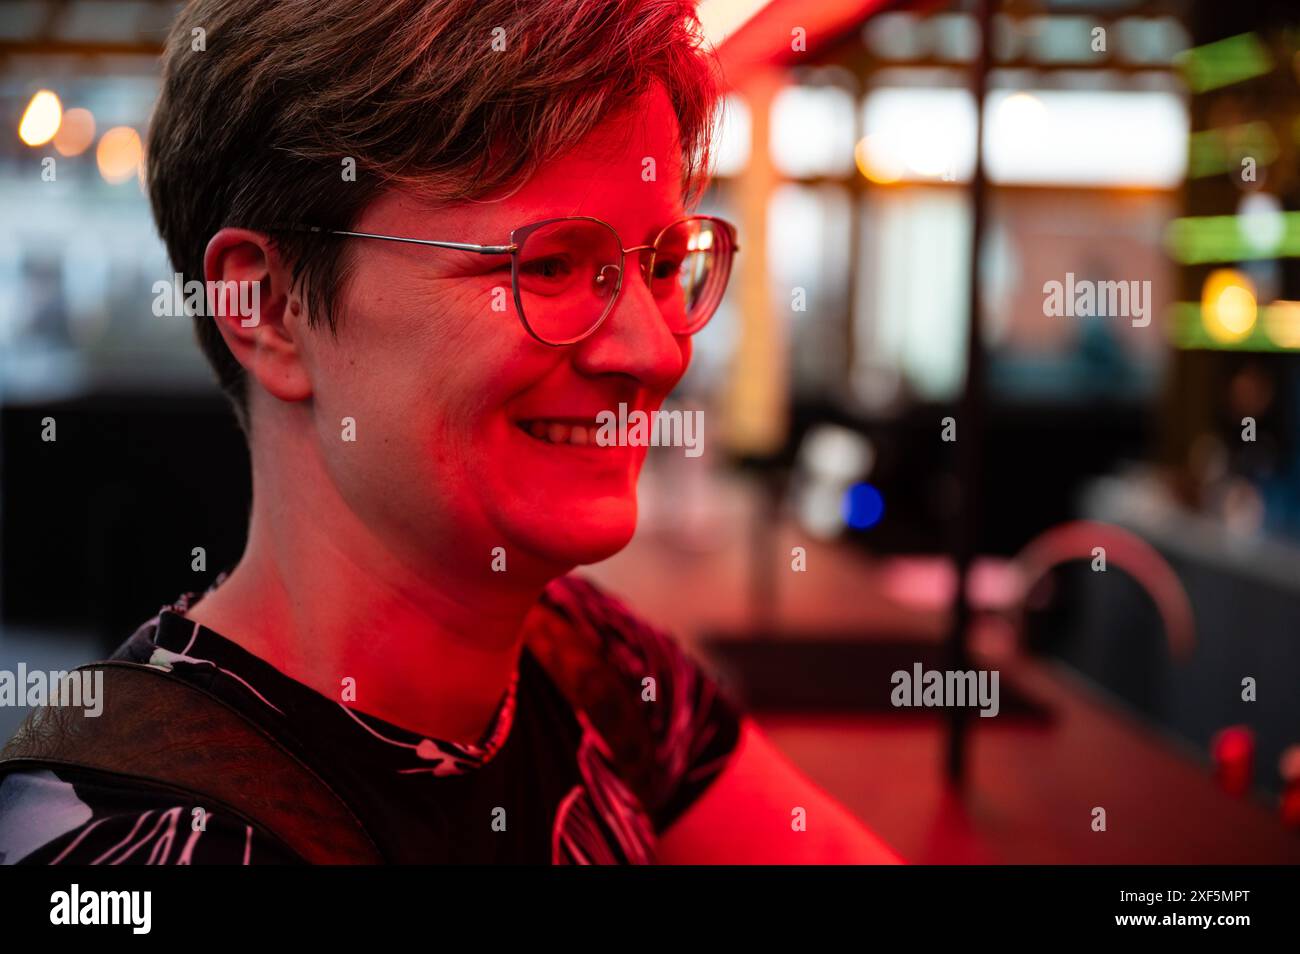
[0,0,173,59]
[0,40,163,56]
[717,0,920,83]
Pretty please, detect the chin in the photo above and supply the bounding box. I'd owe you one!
[506,496,638,570]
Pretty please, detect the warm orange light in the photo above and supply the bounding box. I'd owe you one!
[19,90,62,146]
[696,0,769,47]
[1201,268,1257,343]
[855,134,903,184]
[1264,300,1300,349]
[96,126,142,184]
[53,107,95,157]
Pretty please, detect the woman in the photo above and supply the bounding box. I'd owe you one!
[0,0,899,864]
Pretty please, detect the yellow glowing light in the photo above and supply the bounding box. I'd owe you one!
[96,126,142,184]
[52,107,95,157]
[1264,300,1300,349]
[19,90,62,146]
[855,135,903,184]
[690,229,714,251]
[1201,268,1257,343]
[994,92,1048,149]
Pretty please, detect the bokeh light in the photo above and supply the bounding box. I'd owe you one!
[1264,300,1300,349]
[53,107,95,157]
[843,482,885,530]
[1200,268,1257,343]
[18,89,62,146]
[992,91,1049,153]
[855,134,903,184]
[96,126,143,184]
[1237,192,1285,255]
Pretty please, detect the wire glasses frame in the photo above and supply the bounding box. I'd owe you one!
[289,214,739,346]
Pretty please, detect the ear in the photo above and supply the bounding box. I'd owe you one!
[202,228,312,404]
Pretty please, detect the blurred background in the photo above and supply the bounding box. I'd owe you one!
[2,0,1299,862]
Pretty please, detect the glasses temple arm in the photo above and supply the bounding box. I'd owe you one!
[282,226,516,254]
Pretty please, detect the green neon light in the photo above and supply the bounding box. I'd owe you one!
[1187,121,1278,179]
[1175,33,1273,93]
[1165,212,1300,264]
[1170,302,1300,351]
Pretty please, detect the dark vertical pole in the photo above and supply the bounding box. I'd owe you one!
[946,0,995,787]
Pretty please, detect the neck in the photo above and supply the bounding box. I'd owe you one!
[185,422,560,745]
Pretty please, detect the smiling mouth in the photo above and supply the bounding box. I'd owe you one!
[516,419,604,447]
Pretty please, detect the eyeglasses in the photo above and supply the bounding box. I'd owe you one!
[290,214,738,346]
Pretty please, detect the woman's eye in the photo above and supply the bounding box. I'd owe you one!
[653,259,683,281]
[521,255,571,279]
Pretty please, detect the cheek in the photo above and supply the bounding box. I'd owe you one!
[322,280,562,486]
[423,287,553,429]
[314,278,501,416]
[308,317,439,439]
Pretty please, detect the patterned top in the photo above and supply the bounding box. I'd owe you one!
[0,574,742,864]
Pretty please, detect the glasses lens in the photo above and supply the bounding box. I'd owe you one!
[514,219,623,345]
[649,217,735,335]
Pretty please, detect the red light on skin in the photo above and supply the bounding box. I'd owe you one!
[1211,725,1254,797]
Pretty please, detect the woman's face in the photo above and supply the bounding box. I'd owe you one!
[298,84,695,578]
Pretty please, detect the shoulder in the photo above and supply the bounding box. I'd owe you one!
[0,765,303,865]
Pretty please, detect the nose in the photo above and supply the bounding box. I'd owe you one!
[569,261,688,391]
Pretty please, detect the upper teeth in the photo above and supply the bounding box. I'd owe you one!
[523,421,593,446]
